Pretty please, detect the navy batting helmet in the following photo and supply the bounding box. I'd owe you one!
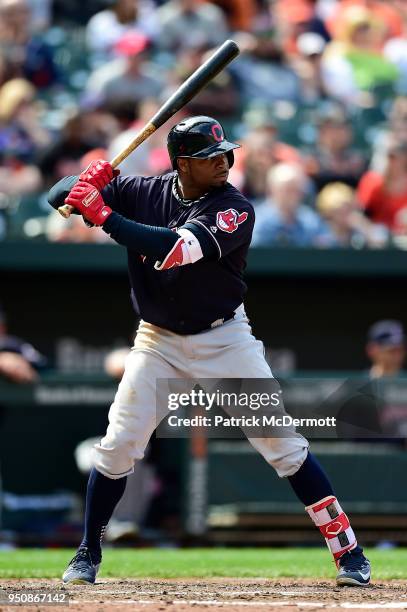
[167,116,240,170]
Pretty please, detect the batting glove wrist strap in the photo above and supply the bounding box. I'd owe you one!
[64,181,112,225]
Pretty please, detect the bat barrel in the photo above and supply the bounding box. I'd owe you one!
[57,39,240,219]
[150,40,239,129]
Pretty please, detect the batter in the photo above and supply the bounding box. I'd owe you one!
[48,116,371,587]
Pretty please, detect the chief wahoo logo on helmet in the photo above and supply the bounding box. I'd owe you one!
[167,116,240,169]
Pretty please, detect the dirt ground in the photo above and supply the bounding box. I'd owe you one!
[0,578,406,612]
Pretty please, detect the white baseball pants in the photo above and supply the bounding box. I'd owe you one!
[93,305,309,479]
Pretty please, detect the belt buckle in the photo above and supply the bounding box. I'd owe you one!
[210,317,225,329]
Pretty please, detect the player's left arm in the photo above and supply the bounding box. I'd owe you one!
[107,196,255,269]
[104,212,217,269]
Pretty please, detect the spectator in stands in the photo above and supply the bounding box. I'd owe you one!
[85,31,162,111]
[321,5,399,106]
[316,182,389,248]
[251,162,330,247]
[237,121,302,204]
[0,299,46,535]
[326,0,404,42]
[337,318,407,440]
[26,0,52,32]
[273,0,331,57]
[156,0,228,53]
[370,96,407,174]
[230,28,302,106]
[37,110,115,188]
[382,0,407,95]
[108,99,176,177]
[304,102,367,191]
[0,78,50,156]
[366,320,406,380]
[388,95,407,144]
[204,0,257,32]
[0,203,4,239]
[0,0,60,89]
[0,77,45,197]
[365,318,407,440]
[170,45,239,120]
[86,0,159,67]
[357,141,407,233]
[0,302,44,383]
[0,46,19,86]
[78,105,120,149]
[292,32,328,103]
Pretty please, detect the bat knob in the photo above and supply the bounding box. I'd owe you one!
[58,204,73,218]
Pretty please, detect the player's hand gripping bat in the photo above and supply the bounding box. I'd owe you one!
[58,39,240,218]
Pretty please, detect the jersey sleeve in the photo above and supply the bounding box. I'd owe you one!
[183,199,255,258]
[101,175,145,217]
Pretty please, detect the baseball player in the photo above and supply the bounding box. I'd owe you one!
[48,116,370,587]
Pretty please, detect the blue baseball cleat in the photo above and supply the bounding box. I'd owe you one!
[62,547,101,585]
[336,546,371,586]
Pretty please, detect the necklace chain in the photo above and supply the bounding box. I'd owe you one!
[172,174,209,207]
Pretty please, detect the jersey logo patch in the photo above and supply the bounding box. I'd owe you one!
[216,209,248,233]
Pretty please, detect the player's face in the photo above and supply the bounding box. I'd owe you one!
[181,154,230,189]
[367,343,406,373]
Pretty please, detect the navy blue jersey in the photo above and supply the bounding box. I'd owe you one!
[102,172,254,334]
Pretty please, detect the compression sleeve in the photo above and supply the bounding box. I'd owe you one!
[103,212,179,259]
[102,212,217,261]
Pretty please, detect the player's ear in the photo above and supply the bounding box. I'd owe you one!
[177,158,189,174]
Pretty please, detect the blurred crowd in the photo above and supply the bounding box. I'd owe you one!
[0,0,407,248]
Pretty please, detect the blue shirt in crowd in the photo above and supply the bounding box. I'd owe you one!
[251,202,332,247]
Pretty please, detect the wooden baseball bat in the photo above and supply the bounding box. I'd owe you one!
[58,39,240,218]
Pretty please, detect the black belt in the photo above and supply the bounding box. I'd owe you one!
[201,311,236,333]
[143,312,237,335]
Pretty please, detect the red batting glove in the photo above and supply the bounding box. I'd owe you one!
[79,159,119,190]
[64,181,112,225]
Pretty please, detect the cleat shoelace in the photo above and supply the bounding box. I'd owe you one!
[68,549,94,570]
[339,548,369,571]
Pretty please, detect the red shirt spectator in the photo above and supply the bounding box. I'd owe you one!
[357,143,407,231]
